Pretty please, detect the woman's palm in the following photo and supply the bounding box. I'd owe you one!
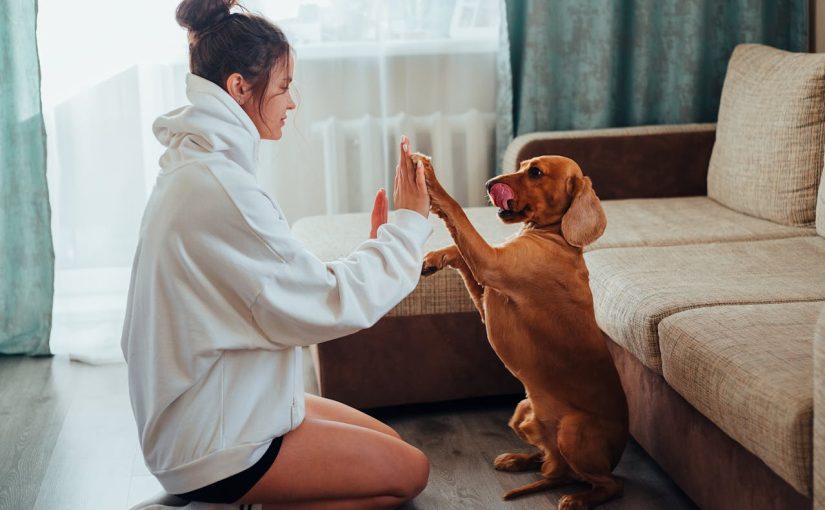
[369,188,388,239]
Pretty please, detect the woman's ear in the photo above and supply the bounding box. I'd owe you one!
[561,175,607,248]
[225,72,252,106]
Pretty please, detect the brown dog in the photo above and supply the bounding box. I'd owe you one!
[415,153,629,510]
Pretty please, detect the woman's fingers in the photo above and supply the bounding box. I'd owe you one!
[399,135,415,187]
[369,188,387,239]
[393,164,400,205]
[416,161,427,193]
[383,188,390,224]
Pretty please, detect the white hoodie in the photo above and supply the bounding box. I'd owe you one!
[121,73,432,494]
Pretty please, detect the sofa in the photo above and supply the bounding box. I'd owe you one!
[292,44,825,509]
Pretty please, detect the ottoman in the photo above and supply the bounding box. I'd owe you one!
[291,207,523,409]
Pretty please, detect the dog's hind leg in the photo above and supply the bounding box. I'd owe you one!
[556,414,624,510]
[502,455,576,500]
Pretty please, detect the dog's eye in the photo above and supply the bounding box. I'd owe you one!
[528,167,542,178]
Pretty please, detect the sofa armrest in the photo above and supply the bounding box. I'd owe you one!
[816,306,825,508]
[501,123,716,200]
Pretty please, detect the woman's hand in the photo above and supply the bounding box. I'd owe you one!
[393,135,430,218]
[369,188,388,239]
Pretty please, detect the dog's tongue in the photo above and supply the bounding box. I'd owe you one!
[489,183,515,210]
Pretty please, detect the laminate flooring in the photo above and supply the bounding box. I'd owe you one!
[0,352,697,510]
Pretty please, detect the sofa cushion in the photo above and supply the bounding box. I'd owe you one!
[707,44,825,227]
[585,237,825,373]
[292,208,520,317]
[659,301,823,495]
[590,196,815,251]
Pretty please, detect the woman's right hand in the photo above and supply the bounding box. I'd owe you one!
[393,135,430,218]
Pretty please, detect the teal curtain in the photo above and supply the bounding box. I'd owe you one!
[1,0,54,356]
[496,0,810,167]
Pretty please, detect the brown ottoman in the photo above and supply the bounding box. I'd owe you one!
[292,208,523,409]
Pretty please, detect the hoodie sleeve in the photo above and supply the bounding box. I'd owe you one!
[249,207,432,348]
[207,170,433,349]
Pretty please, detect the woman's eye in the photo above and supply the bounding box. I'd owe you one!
[528,167,542,178]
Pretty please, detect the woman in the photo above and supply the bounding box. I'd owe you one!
[121,1,432,508]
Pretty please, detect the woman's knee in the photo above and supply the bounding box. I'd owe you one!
[393,446,429,501]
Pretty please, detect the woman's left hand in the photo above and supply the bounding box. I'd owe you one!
[369,188,389,239]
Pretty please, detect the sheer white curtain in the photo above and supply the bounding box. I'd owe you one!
[39,0,499,363]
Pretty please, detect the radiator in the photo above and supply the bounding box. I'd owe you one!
[312,110,496,214]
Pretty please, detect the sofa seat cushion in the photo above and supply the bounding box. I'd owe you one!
[590,196,815,251]
[707,44,825,227]
[585,237,825,374]
[659,301,824,495]
[292,208,520,316]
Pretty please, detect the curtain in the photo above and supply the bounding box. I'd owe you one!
[37,0,499,363]
[1,0,54,356]
[496,0,810,165]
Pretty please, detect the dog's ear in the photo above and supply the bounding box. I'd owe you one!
[561,176,606,248]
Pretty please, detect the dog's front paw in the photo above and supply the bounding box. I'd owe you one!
[494,452,542,472]
[411,153,450,217]
[494,453,523,472]
[421,250,445,277]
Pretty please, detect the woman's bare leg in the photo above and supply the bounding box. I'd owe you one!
[304,393,400,439]
[237,417,429,509]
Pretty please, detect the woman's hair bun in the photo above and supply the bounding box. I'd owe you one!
[176,0,239,34]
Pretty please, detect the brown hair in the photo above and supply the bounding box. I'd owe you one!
[175,0,292,125]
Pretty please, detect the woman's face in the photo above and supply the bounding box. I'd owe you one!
[243,54,296,141]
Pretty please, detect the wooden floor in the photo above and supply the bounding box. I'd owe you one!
[0,353,696,510]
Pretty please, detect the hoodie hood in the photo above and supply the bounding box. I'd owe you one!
[153,73,261,175]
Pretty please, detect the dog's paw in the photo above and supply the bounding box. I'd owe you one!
[558,494,589,510]
[421,251,445,277]
[494,453,538,472]
[411,152,450,216]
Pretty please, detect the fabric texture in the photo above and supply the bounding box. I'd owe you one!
[308,313,523,409]
[816,305,825,508]
[0,0,54,355]
[591,196,816,251]
[605,335,812,510]
[585,237,825,373]
[496,0,809,168]
[122,74,432,494]
[707,44,825,227]
[659,302,822,495]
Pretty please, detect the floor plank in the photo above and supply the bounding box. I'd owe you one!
[0,356,76,510]
[372,397,697,510]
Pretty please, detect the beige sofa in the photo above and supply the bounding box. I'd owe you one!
[293,45,825,509]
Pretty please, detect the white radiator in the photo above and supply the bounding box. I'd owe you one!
[313,110,496,214]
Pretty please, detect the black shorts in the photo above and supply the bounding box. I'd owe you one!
[174,435,284,504]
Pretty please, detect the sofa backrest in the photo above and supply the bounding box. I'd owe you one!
[707,44,825,227]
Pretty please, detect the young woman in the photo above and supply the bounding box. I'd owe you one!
[121,1,432,508]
